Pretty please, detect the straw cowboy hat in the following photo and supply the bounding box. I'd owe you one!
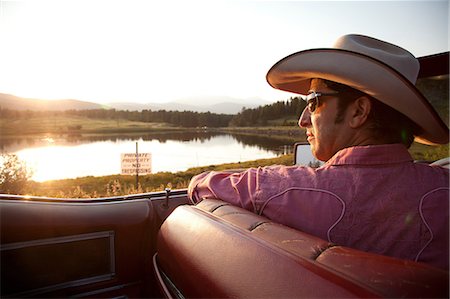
[266,34,449,145]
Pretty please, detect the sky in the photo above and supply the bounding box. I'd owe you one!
[0,0,448,105]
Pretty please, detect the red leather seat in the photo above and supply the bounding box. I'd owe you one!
[154,199,449,298]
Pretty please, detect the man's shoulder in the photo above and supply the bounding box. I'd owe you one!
[409,161,450,189]
[413,161,450,174]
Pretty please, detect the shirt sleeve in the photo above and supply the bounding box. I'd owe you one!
[188,168,263,213]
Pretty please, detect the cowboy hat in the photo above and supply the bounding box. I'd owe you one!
[266,34,449,145]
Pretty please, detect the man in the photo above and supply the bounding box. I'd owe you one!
[188,34,449,270]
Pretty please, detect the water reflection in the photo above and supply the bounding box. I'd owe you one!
[1,131,296,182]
[0,131,224,152]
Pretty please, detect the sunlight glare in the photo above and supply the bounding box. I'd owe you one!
[0,0,296,103]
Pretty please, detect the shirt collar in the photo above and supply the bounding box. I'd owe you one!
[326,144,413,166]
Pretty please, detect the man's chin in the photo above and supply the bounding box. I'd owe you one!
[309,145,319,159]
[310,146,328,162]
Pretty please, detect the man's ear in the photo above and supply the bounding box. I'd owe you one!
[348,96,372,128]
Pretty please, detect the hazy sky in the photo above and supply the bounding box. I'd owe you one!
[0,0,448,104]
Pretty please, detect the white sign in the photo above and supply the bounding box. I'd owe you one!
[121,153,152,175]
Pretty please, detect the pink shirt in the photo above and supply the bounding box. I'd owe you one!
[188,144,449,270]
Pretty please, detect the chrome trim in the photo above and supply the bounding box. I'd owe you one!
[7,273,115,298]
[0,188,188,203]
[0,231,114,251]
[153,253,185,299]
[72,281,141,298]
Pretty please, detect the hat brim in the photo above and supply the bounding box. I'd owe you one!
[266,49,449,145]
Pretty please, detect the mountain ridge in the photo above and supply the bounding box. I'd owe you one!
[0,93,270,114]
[0,93,105,111]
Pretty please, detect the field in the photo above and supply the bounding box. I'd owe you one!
[24,154,295,198]
[0,115,182,135]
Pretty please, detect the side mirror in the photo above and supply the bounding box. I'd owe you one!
[430,157,450,168]
[293,142,323,167]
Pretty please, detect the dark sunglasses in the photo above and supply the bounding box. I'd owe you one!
[299,91,339,113]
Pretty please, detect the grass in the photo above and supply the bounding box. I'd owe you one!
[0,115,180,135]
[24,154,295,198]
[409,143,449,162]
[1,114,305,136]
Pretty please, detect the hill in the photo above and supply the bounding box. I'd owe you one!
[108,96,269,114]
[0,93,269,114]
[0,93,106,111]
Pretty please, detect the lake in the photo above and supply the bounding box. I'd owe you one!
[1,131,296,182]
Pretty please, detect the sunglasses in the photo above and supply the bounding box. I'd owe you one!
[299,91,339,113]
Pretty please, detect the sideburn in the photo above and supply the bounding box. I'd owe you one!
[334,95,359,124]
[321,80,362,124]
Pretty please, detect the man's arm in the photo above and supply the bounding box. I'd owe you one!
[188,168,261,212]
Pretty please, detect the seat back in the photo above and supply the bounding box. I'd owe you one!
[155,199,449,298]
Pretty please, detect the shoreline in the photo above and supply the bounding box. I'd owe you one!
[23,154,295,198]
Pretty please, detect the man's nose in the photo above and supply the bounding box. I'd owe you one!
[298,107,311,128]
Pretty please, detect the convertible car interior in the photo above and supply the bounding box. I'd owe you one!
[2,192,448,298]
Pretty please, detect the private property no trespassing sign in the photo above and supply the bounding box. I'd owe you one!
[121,153,152,175]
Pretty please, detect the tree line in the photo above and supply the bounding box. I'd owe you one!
[230,97,306,126]
[0,96,305,127]
[0,108,232,128]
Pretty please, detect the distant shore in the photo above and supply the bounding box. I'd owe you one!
[1,115,308,146]
[0,115,181,135]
